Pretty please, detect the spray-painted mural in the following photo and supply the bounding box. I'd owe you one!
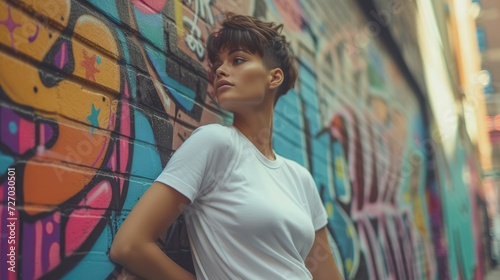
[0,0,484,279]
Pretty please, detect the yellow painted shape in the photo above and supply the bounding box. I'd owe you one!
[0,51,115,131]
[0,2,65,60]
[0,51,58,111]
[345,258,353,272]
[24,161,95,215]
[16,0,70,25]
[72,15,120,92]
[413,198,428,236]
[24,117,110,215]
[57,81,114,131]
[0,3,120,92]
[335,157,345,179]
[346,224,354,237]
[46,119,109,165]
[326,202,334,216]
[404,192,411,203]
[174,0,185,36]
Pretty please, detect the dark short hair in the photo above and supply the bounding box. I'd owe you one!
[206,13,298,105]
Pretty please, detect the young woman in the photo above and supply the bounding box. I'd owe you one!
[110,13,344,280]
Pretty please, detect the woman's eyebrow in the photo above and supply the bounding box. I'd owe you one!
[213,49,250,65]
[228,48,250,55]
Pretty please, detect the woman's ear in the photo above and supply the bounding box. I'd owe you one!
[268,68,284,90]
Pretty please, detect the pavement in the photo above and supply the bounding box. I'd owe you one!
[486,267,500,280]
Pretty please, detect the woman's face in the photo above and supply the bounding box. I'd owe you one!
[212,47,272,111]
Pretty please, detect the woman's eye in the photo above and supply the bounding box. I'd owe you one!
[233,57,244,64]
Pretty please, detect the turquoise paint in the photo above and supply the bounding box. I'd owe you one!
[0,152,14,175]
[299,67,317,92]
[274,88,307,166]
[296,62,360,279]
[332,142,348,198]
[145,45,196,111]
[437,136,476,280]
[133,8,166,51]
[86,0,121,23]
[273,133,306,166]
[121,177,156,212]
[87,103,101,133]
[132,109,155,144]
[329,199,358,278]
[273,113,303,146]
[8,121,17,134]
[275,89,306,149]
[132,7,196,111]
[115,29,137,99]
[61,225,115,280]
[130,109,162,180]
[130,141,163,180]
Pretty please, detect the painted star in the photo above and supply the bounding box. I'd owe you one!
[0,4,21,49]
[81,49,100,81]
[87,103,101,133]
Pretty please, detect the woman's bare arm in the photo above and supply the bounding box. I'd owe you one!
[110,182,195,280]
[305,226,344,280]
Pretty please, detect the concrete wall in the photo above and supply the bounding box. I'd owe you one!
[0,0,483,279]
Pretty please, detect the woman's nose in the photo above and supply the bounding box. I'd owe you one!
[215,63,228,78]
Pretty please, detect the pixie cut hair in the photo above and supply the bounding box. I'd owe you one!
[206,13,298,104]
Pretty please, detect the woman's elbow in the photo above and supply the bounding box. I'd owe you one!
[109,238,134,264]
[109,243,123,264]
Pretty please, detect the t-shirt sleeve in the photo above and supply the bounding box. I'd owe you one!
[155,124,233,203]
[304,172,329,231]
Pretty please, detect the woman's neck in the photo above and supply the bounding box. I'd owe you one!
[233,111,275,160]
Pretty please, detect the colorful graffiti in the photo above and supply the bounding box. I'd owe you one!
[0,0,228,278]
[0,0,485,279]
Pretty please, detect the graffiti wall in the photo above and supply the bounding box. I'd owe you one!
[0,0,483,279]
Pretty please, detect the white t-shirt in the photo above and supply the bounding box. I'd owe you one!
[155,124,328,280]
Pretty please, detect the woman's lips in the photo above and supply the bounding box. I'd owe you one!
[217,85,233,93]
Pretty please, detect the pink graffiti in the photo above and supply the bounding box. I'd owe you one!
[54,41,68,69]
[65,180,112,255]
[132,0,167,14]
[330,105,424,279]
[0,4,21,49]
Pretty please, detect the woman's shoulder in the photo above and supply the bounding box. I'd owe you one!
[191,123,232,137]
[189,123,235,148]
[192,123,231,132]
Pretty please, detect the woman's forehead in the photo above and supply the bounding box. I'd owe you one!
[218,44,248,53]
[214,47,253,60]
